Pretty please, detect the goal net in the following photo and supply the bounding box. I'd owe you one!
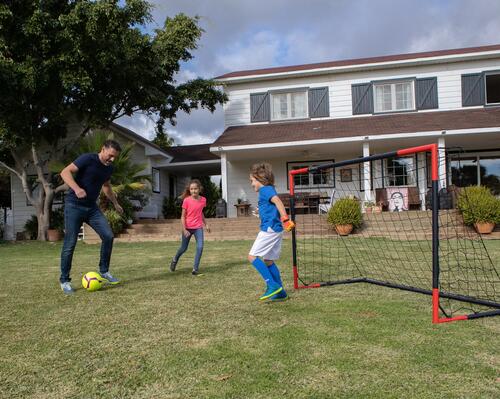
[289,144,500,323]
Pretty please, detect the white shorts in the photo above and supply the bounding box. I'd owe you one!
[249,228,283,260]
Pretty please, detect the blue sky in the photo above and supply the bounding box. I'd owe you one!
[118,0,500,145]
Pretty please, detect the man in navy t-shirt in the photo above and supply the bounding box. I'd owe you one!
[59,139,123,294]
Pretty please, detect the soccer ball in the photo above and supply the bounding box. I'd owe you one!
[82,272,103,292]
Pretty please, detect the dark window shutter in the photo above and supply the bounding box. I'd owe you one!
[462,73,485,107]
[308,87,329,118]
[352,83,373,115]
[250,92,270,122]
[416,77,438,110]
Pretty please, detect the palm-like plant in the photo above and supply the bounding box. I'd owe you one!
[51,129,151,233]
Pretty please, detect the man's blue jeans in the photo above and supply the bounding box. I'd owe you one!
[60,202,114,283]
[173,228,204,271]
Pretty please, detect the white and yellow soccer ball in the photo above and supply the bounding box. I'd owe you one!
[82,272,103,292]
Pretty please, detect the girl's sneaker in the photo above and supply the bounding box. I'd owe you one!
[192,270,204,276]
[170,258,177,272]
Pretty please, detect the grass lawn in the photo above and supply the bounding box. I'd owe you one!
[0,239,499,398]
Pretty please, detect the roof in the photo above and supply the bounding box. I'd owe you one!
[212,107,500,148]
[166,144,220,163]
[215,44,500,81]
[109,122,172,157]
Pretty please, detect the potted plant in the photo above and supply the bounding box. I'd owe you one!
[457,186,500,234]
[363,201,375,214]
[372,202,383,214]
[47,207,65,241]
[327,197,362,236]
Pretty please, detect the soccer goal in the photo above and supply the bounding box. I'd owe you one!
[288,144,500,323]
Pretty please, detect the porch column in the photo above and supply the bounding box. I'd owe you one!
[438,137,447,189]
[363,142,373,203]
[417,152,427,210]
[221,152,228,202]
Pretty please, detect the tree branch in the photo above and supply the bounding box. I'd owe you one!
[0,160,21,180]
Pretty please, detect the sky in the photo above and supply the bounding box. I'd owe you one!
[117,0,500,146]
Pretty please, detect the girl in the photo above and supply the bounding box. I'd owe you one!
[170,179,210,275]
[248,163,295,301]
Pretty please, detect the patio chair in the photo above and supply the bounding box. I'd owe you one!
[318,190,336,214]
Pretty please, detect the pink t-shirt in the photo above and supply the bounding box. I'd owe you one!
[182,196,206,229]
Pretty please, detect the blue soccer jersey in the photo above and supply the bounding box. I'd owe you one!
[258,185,283,233]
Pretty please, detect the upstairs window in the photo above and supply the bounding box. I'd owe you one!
[486,72,500,105]
[374,81,415,113]
[271,91,308,121]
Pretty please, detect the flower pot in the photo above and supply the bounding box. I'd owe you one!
[335,224,353,236]
[372,206,382,214]
[47,229,61,242]
[474,222,495,234]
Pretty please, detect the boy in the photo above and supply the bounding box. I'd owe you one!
[248,162,295,301]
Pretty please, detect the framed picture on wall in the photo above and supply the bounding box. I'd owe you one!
[340,168,352,182]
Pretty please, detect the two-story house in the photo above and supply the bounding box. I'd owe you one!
[211,44,500,217]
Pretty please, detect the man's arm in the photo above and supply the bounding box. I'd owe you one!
[102,181,123,214]
[60,163,86,198]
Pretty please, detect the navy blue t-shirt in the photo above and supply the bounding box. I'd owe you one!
[258,185,283,233]
[66,153,113,206]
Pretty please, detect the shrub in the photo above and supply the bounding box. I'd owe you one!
[162,196,182,219]
[24,215,38,240]
[327,198,362,228]
[457,186,500,225]
[104,209,125,235]
[50,207,65,234]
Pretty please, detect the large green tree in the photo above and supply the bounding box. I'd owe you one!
[0,0,226,240]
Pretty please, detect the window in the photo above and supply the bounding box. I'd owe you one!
[271,91,307,121]
[152,168,160,193]
[486,73,500,105]
[450,155,500,195]
[287,160,334,189]
[374,81,414,113]
[384,156,416,186]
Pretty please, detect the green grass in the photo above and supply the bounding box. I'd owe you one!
[0,240,499,398]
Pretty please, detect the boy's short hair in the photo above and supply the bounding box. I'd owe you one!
[250,162,275,186]
[103,139,122,152]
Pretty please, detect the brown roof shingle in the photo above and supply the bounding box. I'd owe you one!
[215,44,500,80]
[212,107,500,148]
[167,144,220,163]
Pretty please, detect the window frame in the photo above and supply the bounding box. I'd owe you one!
[372,78,416,114]
[484,70,500,106]
[383,155,417,187]
[270,88,309,121]
[286,159,335,190]
[152,168,161,194]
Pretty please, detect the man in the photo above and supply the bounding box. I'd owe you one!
[59,140,123,294]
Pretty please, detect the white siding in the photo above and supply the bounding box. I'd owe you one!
[223,58,500,127]
[225,153,362,218]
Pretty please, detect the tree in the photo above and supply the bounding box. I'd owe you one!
[0,0,226,240]
[152,130,175,150]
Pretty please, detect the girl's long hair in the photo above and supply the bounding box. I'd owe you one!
[181,179,203,199]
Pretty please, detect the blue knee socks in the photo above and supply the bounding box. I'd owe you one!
[268,262,287,296]
[251,258,280,288]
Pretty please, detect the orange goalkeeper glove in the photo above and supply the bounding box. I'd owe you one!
[281,215,296,232]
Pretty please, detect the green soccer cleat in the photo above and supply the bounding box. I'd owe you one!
[259,285,283,301]
[269,291,289,302]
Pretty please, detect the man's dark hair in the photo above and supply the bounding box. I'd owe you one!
[103,139,122,152]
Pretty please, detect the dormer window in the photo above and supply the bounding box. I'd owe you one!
[271,90,308,121]
[374,80,415,113]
